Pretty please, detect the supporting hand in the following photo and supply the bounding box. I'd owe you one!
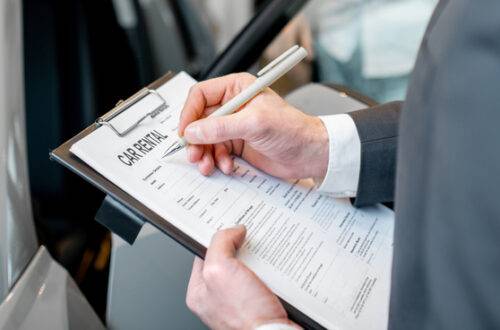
[186,226,301,330]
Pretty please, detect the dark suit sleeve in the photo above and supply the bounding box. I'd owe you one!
[347,101,403,207]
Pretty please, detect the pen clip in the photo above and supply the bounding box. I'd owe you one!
[257,45,300,77]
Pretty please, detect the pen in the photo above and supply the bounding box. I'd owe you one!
[162,45,308,158]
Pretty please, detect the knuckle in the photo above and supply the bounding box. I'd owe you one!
[212,228,233,244]
[253,111,266,125]
[231,73,256,93]
[211,229,226,243]
[188,84,200,96]
[185,292,196,312]
[196,124,208,141]
[249,111,270,135]
[213,120,227,140]
[202,262,225,283]
[239,72,256,82]
[185,285,204,313]
[186,293,203,314]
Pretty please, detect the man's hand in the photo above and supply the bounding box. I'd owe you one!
[179,73,329,180]
[186,225,300,329]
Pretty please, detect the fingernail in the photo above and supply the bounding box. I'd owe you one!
[223,158,233,174]
[234,224,246,230]
[185,124,202,141]
[186,146,193,161]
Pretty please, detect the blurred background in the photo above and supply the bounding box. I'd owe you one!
[19,0,435,325]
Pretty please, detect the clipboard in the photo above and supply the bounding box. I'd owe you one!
[49,72,208,254]
[50,71,375,330]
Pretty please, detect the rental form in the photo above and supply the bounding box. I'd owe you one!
[71,72,394,330]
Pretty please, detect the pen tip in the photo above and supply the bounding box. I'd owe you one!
[162,143,182,158]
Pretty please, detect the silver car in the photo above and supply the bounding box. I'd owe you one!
[0,2,104,329]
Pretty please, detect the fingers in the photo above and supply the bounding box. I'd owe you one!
[198,145,215,176]
[201,225,246,289]
[214,143,234,175]
[184,111,250,145]
[180,73,257,174]
[186,257,206,313]
[179,73,256,136]
[189,257,205,288]
[187,143,233,175]
[187,226,293,330]
[205,225,247,266]
[187,144,204,163]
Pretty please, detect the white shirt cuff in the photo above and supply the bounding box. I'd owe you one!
[254,323,298,330]
[316,114,361,197]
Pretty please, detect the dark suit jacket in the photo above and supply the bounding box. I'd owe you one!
[347,1,500,328]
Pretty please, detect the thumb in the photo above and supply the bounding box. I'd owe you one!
[206,225,247,263]
[183,112,248,144]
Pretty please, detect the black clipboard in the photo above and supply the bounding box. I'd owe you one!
[50,71,377,330]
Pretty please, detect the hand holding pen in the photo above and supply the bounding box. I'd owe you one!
[163,46,308,158]
[168,46,330,181]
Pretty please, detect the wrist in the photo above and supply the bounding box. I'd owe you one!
[252,318,302,330]
[305,116,329,180]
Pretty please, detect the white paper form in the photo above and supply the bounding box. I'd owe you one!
[70,72,394,330]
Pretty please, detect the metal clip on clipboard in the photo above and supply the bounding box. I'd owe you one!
[92,88,170,242]
[50,72,185,246]
[96,88,169,137]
